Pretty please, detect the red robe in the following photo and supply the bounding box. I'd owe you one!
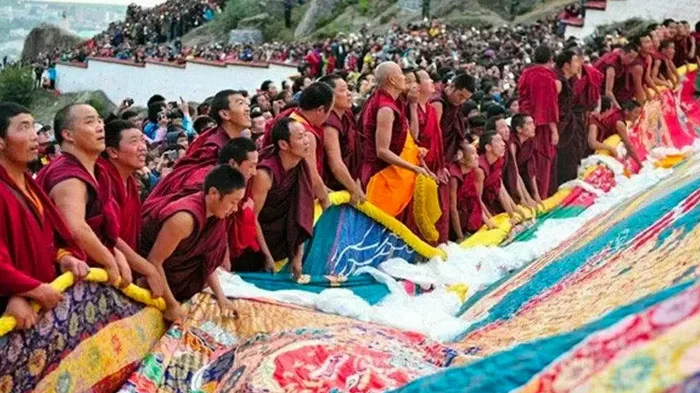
[594,50,643,105]
[101,158,141,250]
[262,108,325,177]
[323,109,361,191]
[504,135,536,201]
[358,88,408,188]
[450,167,483,235]
[37,153,120,252]
[145,126,230,205]
[556,69,586,188]
[590,107,624,147]
[518,64,559,198]
[673,35,691,67]
[430,91,466,163]
[0,166,85,311]
[256,150,314,262]
[140,191,228,301]
[478,155,505,215]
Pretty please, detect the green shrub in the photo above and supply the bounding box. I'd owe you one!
[0,66,35,107]
[358,0,369,15]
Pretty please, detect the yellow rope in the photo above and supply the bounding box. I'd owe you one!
[322,191,447,260]
[0,268,166,337]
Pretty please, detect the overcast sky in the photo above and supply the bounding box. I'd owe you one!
[36,0,167,6]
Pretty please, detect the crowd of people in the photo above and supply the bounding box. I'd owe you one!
[1,13,699,328]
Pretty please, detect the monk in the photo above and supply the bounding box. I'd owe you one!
[588,100,643,167]
[141,165,246,321]
[359,61,429,219]
[555,50,586,187]
[653,40,680,89]
[317,74,365,204]
[673,21,692,67]
[248,118,315,280]
[0,102,89,328]
[416,69,451,243]
[38,104,162,294]
[476,132,520,222]
[449,143,490,242]
[518,45,560,198]
[263,83,333,207]
[144,89,250,204]
[101,120,146,252]
[594,43,642,109]
[635,32,661,99]
[505,114,541,206]
[430,73,476,163]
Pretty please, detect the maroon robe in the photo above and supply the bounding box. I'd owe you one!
[556,69,587,188]
[37,153,120,252]
[0,166,85,312]
[358,88,408,188]
[323,109,361,191]
[673,35,691,67]
[450,167,483,236]
[140,191,228,301]
[431,91,466,163]
[518,64,560,198]
[101,158,141,250]
[256,150,314,262]
[594,50,643,105]
[144,126,230,207]
[590,107,625,149]
[261,108,325,177]
[478,155,505,215]
[504,135,536,201]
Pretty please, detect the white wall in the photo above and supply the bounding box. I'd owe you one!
[55,58,299,106]
[567,0,700,39]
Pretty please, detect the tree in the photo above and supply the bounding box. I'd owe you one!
[0,66,35,107]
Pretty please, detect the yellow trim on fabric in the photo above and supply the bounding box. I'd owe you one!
[33,307,166,393]
[0,268,166,337]
[412,174,441,243]
[321,191,447,260]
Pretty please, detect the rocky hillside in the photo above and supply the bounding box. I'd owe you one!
[21,24,84,61]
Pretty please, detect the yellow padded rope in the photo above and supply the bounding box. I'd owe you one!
[0,268,166,337]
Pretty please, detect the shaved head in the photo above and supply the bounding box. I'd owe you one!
[375,61,402,86]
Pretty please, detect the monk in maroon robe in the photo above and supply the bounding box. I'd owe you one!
[0,103,89,328]
[555,50,587,188]
[594,44,643,109]
[449,143,488,242]
[141,165,245,321]
[504,114,540,206]
[673,22,692,67]
[588,100,644,167]
[430,73,476,163]
[38,104,162,295]
[518,45,560,198]
[144,90,250,207]
[101,120,147,251]
[247,118,315,281]
[476,132,520,221]
[318,74,365,204]
[653,40,680,88]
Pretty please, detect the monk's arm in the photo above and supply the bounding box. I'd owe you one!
[643,59,660,96]
[304,134,330,203]
[146,212,193,309]
[49,180,119,277]
[616,121,642,166]
[498,184,516,216]
[249,170,275,266]
[604,68,620,108]
[115,239,160,285]
[430,101,443,123]
[408,102,419,140]
[587,123,615,154]
[449,178,464,241]
[509,144,531,203]
[631,65,647,104]
[689,36,696,60]
[475,168,493,218]
[323,126,360,192]
[651,59,668,88]
[376,107,420,171]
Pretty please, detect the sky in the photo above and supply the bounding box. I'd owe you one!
[34,0,167,6]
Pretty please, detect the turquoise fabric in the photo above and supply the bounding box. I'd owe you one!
[237,272,390,305]
[391,279,697,393]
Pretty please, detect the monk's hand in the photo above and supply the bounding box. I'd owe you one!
[163,303,187,322]
[144,267,165,298]
[6,297,38,330]
[291,258,303,282]
[114,249,133,289]
[439,168,450,184]
[319,195,331,211]
[350,180,367,206]
[551,129,559,146]
[485,219,497,230]
[264,255,276,274]
[216,296,238,319]
[22,283,64,310]
[59,255,90,280]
